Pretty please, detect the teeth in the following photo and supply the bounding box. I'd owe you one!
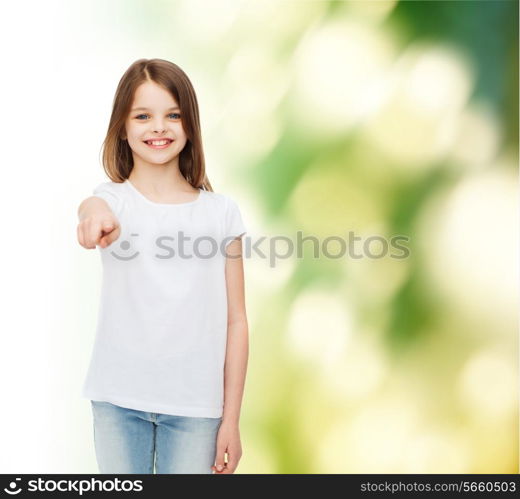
[146,140,170,145]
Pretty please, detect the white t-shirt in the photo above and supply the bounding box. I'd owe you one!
[81,179,247,417]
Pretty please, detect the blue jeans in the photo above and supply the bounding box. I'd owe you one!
[90,400,222,474]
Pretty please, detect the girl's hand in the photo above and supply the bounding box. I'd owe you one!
[211,421,242,474]
[77,213,121,249]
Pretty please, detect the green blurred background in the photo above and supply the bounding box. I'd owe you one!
[82,0,519,473]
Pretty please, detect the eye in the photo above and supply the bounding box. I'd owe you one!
[134,113,181,120]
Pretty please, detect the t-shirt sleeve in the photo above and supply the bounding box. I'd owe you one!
[224,196,247,247]
[92,182,122,218]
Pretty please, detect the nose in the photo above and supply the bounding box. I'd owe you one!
[152,119,166,133]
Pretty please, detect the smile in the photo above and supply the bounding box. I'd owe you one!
[143,139,173,149]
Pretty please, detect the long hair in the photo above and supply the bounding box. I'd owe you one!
[100,58,213,191]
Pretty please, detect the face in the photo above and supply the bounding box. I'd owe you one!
[123,81,188,167]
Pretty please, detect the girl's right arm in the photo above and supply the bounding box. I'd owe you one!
[77,196,121,249]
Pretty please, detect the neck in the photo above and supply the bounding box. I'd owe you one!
[128,159,195,193]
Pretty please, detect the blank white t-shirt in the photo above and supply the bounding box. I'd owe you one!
[81,179,247,417]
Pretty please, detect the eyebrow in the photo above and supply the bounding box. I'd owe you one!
[131,106,180,112]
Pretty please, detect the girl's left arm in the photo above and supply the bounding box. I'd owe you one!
[212,237,249,474]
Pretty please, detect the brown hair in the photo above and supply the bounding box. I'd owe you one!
[100,58,213,191]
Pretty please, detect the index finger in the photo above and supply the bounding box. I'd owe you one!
[89,218,114,245]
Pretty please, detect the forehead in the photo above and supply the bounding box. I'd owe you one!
[132,81,178,108]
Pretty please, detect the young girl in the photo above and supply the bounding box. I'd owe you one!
[77,58,249,474]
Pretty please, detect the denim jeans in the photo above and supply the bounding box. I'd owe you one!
[90,400,222,474]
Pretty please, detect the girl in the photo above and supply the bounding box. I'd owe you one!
[77,58,249,474]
